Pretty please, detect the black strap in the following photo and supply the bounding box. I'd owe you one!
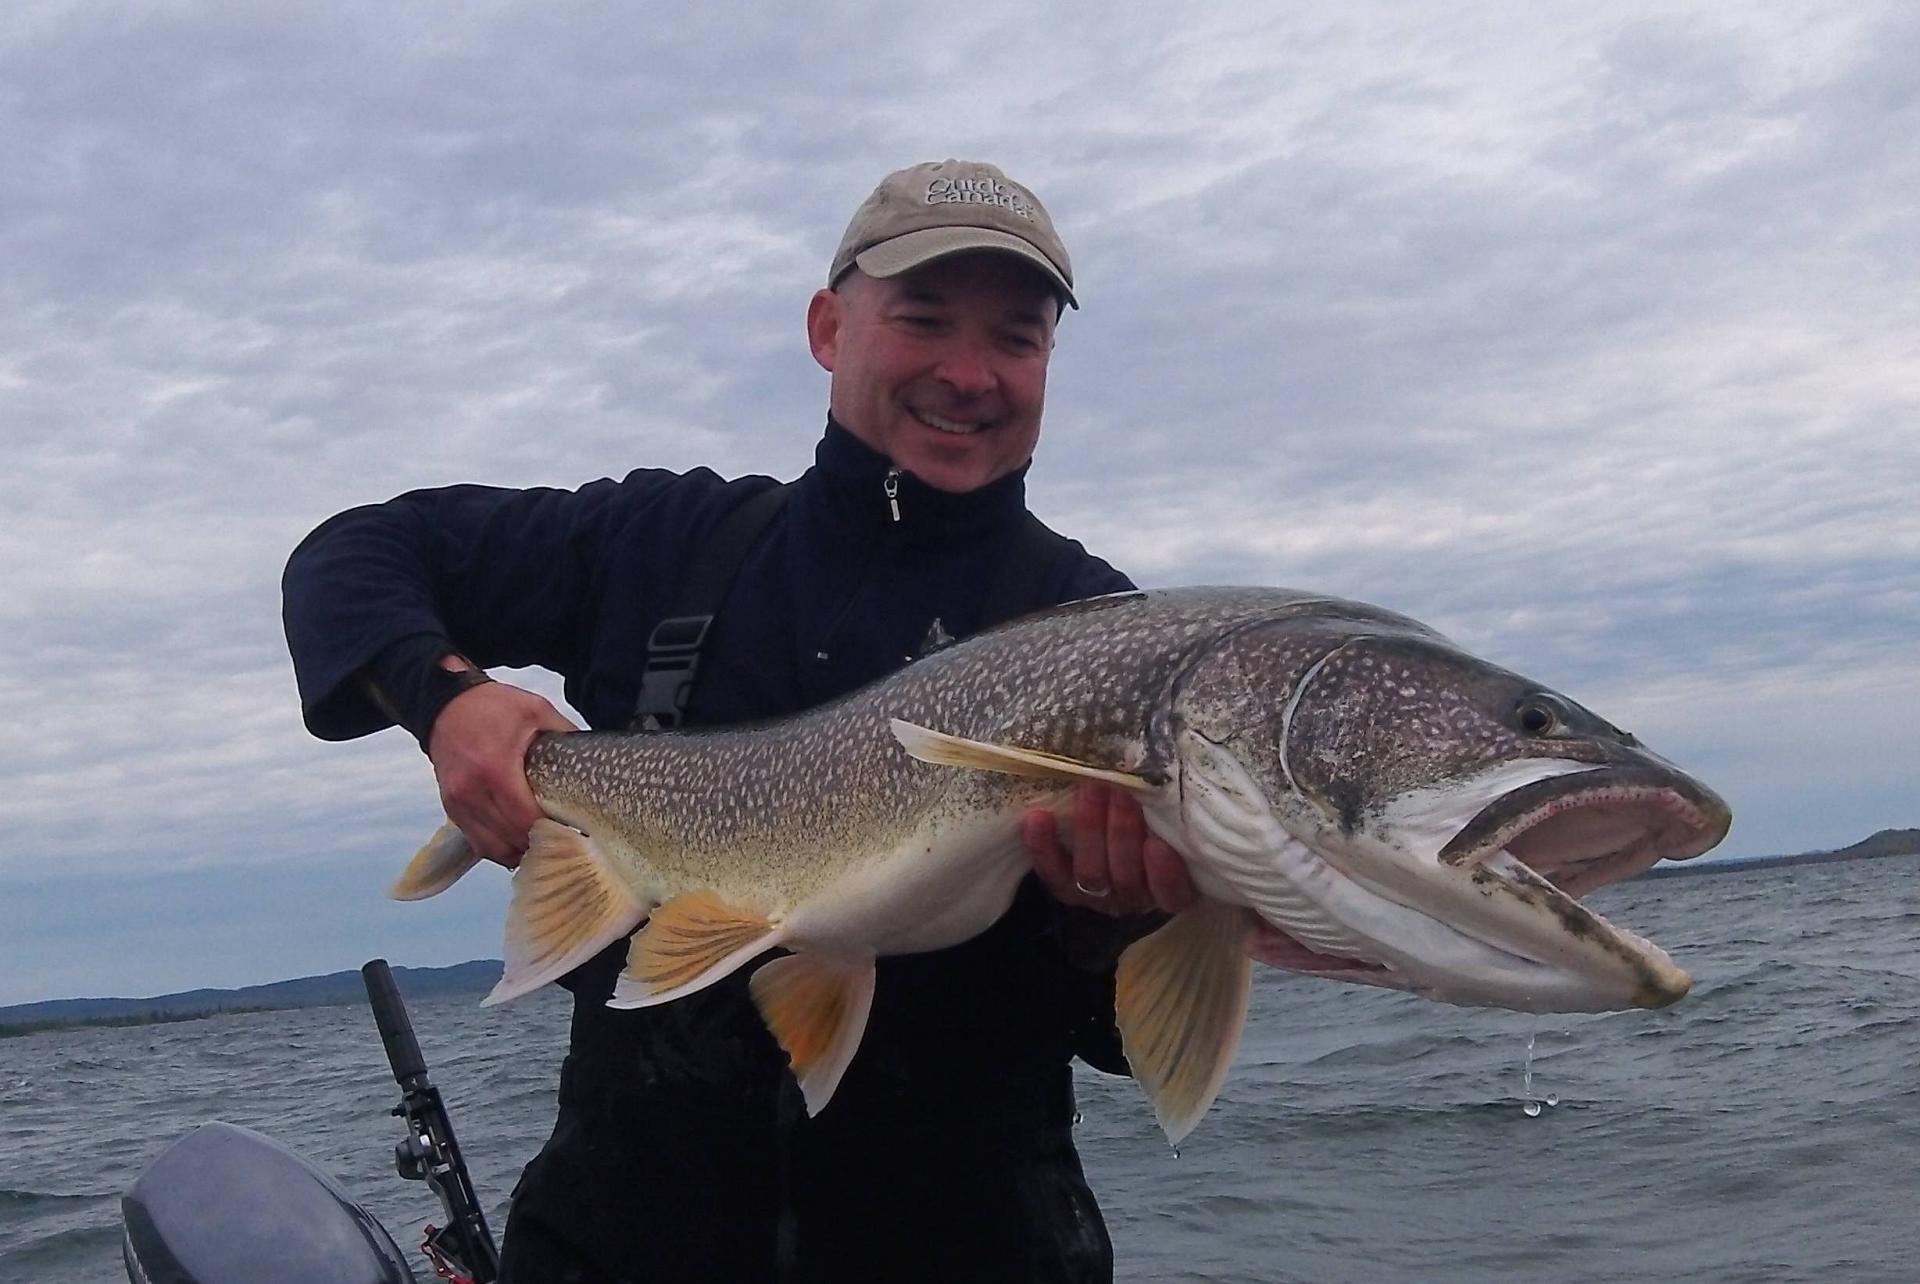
[630,483,790,729]
[977,512,1075,631]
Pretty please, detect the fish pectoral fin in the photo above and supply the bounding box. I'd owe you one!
[1115,901,1254,1145]
[889,719,1153,791]
[609,890,781,1008]
[748,952,878,1116]
[391,822,484,901]
[485,820,648,1006]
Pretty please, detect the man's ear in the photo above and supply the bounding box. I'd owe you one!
[806,288,841,373]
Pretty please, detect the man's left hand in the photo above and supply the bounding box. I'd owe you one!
[1025,783,1200,916]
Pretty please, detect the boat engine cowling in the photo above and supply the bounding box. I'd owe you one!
[122,1120,416,1284]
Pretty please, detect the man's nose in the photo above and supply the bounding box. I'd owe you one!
[932,339,996,397]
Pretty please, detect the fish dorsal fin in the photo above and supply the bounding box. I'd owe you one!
[610,890,782,1008]
[391,822,484,901]
[486,820,648,1006]
[890,719,1153,791]
[1115,901,1255,1144]
[748,952,878,1115]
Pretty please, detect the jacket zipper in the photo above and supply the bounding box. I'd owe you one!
[811,468,903,667]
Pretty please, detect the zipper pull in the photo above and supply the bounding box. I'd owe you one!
[883,468,901,522]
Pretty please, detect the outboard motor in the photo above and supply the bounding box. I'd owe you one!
[121,1120,416,1284]
[122,959,498,1284]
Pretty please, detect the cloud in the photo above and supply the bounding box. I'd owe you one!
[2,2,1914,1000]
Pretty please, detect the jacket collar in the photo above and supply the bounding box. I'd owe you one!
[807,416,1031,544]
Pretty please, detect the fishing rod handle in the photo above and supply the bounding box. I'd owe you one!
[362,958,429,1087]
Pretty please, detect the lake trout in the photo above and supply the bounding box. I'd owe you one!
[394,587,1730,1142]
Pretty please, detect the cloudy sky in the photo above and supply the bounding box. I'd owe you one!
[3,3,1914,1006]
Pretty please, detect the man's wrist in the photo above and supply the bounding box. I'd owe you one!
[356,634,493,751]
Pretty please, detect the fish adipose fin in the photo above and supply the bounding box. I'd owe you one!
[610,891,782,1008]
[1115,901,1254,1145]
[748,953,878,1115]
[890,719,1153,790]
[391,822,485,901]
[485,820,648,1006]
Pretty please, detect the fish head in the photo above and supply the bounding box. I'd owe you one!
[1168,613,1731,1014]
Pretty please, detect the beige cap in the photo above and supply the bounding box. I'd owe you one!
[829,159,1077,309]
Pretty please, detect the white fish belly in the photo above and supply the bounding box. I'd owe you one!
[779,812,1034,957]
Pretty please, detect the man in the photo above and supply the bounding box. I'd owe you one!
[284,159,1195,1282]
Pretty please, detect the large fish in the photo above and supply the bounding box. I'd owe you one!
[395,588,1729,1141]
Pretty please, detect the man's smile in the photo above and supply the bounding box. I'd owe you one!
[910,407,993,436]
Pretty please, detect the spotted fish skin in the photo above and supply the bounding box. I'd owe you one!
[523,588,1348,920]
[395,586,1730,1141]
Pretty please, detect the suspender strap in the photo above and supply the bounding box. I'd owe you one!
[976,512,1074,631]
[630,483,791,729]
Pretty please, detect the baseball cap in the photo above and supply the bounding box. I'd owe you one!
[829,159,1077,309]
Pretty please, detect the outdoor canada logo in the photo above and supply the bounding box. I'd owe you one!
[924,175,1037,222]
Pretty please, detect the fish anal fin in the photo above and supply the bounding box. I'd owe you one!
[889,719,1153,791]
[748,952,878,1115]
[1115,901,1254,1144]
[391,822,484,901]
[610,890,780,1008]
[485,819,647,1006]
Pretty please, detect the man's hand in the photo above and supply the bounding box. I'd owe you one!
[1024,783,1199,916]
[426,681,578,868]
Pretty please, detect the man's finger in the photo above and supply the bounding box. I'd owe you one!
[1141,836,1199,913]
[1023,809,1071,898]
[1103,787,1150,908]
[1071,784,1112,899]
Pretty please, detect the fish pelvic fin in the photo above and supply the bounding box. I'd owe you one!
[391,823,484,901]
[609,891,781,1008]
[1116,901,1254,1145]
[484,820,648,1006]
[889,719,1153,790]
[748,952,878,1116]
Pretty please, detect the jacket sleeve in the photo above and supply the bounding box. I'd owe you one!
[281,475,654,741]
[1048,536,1136,604]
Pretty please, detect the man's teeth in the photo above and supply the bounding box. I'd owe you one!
[913,410,985,435]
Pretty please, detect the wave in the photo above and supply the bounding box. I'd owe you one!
[0,1187,115,1206]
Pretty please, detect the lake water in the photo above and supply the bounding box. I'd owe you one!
[3,858,1915,1282]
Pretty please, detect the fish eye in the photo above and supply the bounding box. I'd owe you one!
[1516,697,1564,737]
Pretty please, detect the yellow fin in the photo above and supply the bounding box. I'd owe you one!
[1116,901,1254,1144]
[391,822,484,901]
[889,719,1153,791]
[609,890,781,1008]
[748,952,878,1115]
[485,819,648,1006]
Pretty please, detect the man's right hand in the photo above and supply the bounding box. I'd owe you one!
[426,681,579,868]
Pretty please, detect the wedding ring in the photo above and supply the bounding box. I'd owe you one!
[1073,879,1111,899]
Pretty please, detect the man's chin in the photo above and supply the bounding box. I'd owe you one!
[892,440,997,494]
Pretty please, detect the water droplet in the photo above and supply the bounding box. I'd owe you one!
[1523,1100,1543,1118]
[1071,1111,1083,1125]
[1546,1093,1559,1107]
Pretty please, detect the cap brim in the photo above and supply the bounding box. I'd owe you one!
[854,226,1078,309]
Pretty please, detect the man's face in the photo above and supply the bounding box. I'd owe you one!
[807,253,1058,494]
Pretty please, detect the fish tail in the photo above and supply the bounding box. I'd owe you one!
[390,822,484,900]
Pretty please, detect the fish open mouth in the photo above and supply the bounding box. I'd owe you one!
[1245,762,1731,1005]
[1436,764,1733,898]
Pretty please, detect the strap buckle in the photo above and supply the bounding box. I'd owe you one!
[631,614,714,730]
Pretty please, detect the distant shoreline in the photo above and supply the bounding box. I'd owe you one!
[0,960,500,1038]
[7,828,1913,1034]
[1642,827,1919,880]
